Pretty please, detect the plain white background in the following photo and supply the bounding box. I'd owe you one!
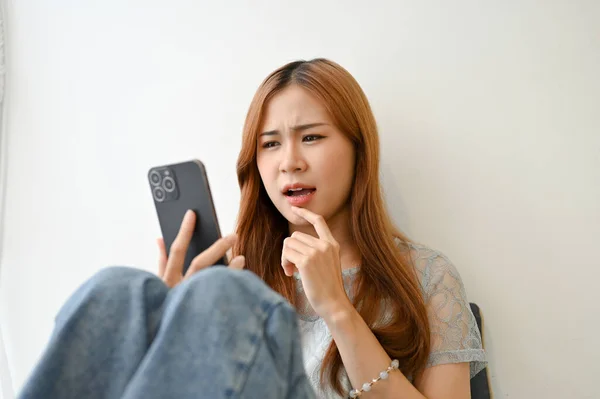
[1,1,599,398]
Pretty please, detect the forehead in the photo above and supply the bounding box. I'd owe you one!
[261,85,332,130]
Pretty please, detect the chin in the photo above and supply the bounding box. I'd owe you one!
[287,213,310,226]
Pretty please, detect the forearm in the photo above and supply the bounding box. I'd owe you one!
[324,306,427,399]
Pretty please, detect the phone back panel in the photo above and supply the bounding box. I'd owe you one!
[148,160,225,274]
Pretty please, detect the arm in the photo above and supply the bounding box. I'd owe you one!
[283,208,484,398]
[324,305,471,399]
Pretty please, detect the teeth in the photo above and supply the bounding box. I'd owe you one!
[285,187,315,195]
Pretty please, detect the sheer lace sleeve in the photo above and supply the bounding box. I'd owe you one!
[410,244,487,378]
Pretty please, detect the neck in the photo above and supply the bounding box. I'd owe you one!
[288,206,361,271]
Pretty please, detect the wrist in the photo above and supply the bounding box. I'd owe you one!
[322,299,357,327]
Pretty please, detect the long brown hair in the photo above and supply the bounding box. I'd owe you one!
[235,58,430,394]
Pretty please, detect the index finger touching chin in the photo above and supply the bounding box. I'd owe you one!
[290,206,334,241]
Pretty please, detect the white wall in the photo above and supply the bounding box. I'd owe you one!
[1,1,599,397]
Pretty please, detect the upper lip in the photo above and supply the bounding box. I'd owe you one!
[281,183,316,194]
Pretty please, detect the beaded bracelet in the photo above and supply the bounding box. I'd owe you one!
[348,359,400,398]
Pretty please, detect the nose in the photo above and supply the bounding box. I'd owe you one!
[279,142,307,174]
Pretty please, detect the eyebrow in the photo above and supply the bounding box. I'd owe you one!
[259,122,327,137]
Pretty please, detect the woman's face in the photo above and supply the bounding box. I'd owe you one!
[256,85,356,227]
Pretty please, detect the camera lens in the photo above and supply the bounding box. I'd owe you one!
[163,176,176,192]
[153,186,166,202]
[150,171,161,186]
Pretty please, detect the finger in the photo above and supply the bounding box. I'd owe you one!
[282,260,296,277]
[290,207,334,241]
[290,231,321,247]
[226,247,233,263]
[157,237,168,278]
[228,255,245,270]
[186,234,237,276]
[281,246,303,277]
[284,236,315,257]
[164,210,196,281]
[281,255,298,277]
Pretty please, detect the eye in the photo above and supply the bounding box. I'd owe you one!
[261,141,280,149]
[302,134,324,143]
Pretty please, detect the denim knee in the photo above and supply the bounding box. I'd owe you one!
[171,267,289,315]
[86,266,159,295]
[55,266,164,325]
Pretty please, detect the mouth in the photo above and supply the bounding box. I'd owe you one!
[281,184,317,207]
[282,184,317,197]
[284,188,317,197]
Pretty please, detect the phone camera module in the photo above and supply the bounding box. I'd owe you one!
[153,186,166,202]
[163,176,176,192]
[150,170,162,186]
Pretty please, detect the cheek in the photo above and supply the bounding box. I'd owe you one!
[317,144,355,188]
[256,155,278,192]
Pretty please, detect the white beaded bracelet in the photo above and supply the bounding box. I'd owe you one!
[348,359,400,398]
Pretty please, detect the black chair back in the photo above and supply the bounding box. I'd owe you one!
[469,303,492,399]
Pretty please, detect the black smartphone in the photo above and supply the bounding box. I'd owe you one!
[148,159,227,274]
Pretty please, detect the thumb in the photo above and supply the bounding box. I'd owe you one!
[228,255,246,270]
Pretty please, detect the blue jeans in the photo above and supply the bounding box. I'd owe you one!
[17,266,316,399]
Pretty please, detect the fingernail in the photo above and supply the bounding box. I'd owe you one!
[185,209,194,219]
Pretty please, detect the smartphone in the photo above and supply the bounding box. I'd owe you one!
[148,159,226,274]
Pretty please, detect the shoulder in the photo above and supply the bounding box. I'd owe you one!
[395,239,466,301]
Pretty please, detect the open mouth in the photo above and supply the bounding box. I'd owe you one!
[285,188,316,197]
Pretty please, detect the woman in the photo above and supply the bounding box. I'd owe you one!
[18,59,485,399]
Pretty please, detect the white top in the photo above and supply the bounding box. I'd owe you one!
[294,242,487,398]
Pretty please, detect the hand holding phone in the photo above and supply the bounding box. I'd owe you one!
[149,159,235,277]
[156,209,245,288]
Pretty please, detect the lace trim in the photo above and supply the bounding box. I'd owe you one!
[427,349,487,378]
